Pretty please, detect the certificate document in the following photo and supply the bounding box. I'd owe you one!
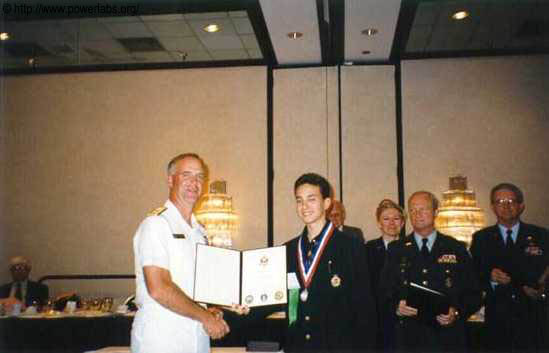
[193,244,287,307]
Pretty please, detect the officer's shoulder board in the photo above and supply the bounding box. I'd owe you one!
[147,206,167,217]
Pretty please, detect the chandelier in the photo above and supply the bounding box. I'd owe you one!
[195,180,238,248]
[435,176,485,245]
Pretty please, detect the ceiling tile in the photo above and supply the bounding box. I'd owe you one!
[428,23,474,51]
[34,55,76,67]
[188,18,237,37]
[140,14,184,22]
[413,2,441,26]
[184,12,228,20]
[181,51,212,61]
[240,34,259,49]
[81,39,127,54]
[406,25,432,52]
[345,0,401,62]
[200,35,243,50]
[157,36,204,51]
[145,20,193,37]
[232,17,254,35]
[104,22,152,38]
[246,48,263,59]
[260,0,321,64]
[229,11,248,18]
[79,22,112,41]
[132,51,174,62]
[209,49,249,60]
[98,16,142,23]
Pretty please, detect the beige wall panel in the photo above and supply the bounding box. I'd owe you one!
[273,67,339,245]
[2,67,267,295]
[341,66,398,241]
[402,55,549,232]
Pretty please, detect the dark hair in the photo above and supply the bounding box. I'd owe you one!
[408,191,439,211]
[167,153,205,175]
[294,173,332,199]
[490,183,524,204]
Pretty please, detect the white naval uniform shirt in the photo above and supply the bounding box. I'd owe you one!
[131,200,209,353]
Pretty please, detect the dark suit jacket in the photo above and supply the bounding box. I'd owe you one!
[284,225,377,352]
[0,280,49,306]
[341,225,365,244]
[379,232,482,353]
[365,237,393,351]
[470,222,549,352]
[365,237,387,296]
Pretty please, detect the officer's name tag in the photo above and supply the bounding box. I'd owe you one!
[172,234,186,239]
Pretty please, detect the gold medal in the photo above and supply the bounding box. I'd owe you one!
[331,274,341,287]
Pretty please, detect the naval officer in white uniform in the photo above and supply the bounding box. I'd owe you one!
[131,153,229,353]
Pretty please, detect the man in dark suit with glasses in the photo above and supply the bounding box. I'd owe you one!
[470,183,548,352]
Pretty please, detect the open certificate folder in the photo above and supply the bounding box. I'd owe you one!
[407,282,450,324]
[193,244,287,307]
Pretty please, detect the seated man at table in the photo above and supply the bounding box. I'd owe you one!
[0,256,49,307]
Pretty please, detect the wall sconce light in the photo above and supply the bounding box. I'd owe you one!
[435,175,485,246]
[196,180,238,248]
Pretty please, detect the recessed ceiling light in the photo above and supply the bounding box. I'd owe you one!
[0,32,9,41]
[362,50,371,55]
[287,32,303,39]
[361,28,378,36]
[452,11,469,20]
[203,24,220,33]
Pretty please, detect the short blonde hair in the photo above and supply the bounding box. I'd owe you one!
[376,199,406,221]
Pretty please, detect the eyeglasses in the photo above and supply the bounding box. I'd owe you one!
[494,199,520,207]
[10,264,28,271]
[409,208,432,216]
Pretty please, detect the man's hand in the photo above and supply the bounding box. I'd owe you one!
[491,268,511,285]
[523,285,545,300]
[396,300,417,317]
[226,303,250,315]
[202,311,230,340]
[436,306,457,326]
[207,306,224,319]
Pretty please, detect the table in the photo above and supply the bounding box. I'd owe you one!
[0,314,133,353]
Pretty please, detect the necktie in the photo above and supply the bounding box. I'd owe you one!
[421,238,429,258]
[14,282,22,301]
[506,229,514,250]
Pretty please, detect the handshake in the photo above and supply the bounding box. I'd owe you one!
[202,304,250,340]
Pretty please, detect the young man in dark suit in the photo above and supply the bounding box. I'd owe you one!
[0,256,49,307]
[284,173,376,352]
[379,191,482,352]
[470,183,548,352]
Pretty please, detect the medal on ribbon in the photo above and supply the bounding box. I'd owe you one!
[297,222,335,302]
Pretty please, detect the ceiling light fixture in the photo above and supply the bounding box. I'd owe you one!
[287,32,303,39]
[0,32,9,41]
[361,28,378,36]
[452,11,469,20]
[203,24,220,33]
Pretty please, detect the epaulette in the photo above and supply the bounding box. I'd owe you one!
[147,206,167,217]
